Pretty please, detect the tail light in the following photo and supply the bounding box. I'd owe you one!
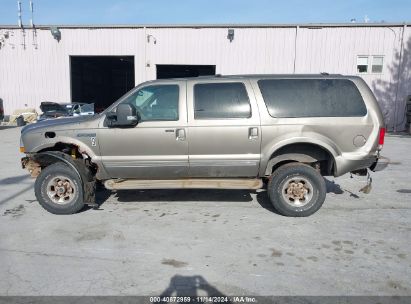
[378,127,385,150]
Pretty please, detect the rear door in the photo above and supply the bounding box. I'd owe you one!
[186,78,261,177]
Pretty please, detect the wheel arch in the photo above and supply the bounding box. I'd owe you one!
[25,151,96,205]
[264,142,336,176]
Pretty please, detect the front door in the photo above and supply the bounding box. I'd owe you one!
[186,79,261,177]
[98,81,188,179]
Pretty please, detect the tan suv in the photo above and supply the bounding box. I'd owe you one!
[20,74,387,216]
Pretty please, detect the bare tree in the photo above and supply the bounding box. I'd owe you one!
[372,36,410,132]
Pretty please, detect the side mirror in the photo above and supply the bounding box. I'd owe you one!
[109,103,139,127]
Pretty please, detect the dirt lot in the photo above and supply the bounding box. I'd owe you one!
[0,127,410,296]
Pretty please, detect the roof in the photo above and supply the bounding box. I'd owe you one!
[0,22,409,30]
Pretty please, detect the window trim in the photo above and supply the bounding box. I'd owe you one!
[257,78,368,119]
[193,82,252,120]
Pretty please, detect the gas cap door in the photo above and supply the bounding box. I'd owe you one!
[353,135,367,147]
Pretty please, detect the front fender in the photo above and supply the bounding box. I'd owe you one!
[29,136,98,159]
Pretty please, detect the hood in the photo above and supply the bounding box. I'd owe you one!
[21,115,94,135]
[40,102,68,113]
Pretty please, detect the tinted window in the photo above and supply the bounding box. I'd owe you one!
[121,85,179,121]
[258,79,367,118]
[194,82,251,119]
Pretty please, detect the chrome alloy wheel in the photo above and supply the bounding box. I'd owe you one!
[46,175,76,205]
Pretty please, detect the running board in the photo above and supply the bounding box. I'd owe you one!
[104,178,263,190]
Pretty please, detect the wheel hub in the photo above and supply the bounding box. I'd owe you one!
[281,176,314,207]
[286,182,308,200]
[46,176,76,205]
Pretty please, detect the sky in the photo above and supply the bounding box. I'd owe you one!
[0,0,409,25]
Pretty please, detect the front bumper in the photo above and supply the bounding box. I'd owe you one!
[370,156,389,172]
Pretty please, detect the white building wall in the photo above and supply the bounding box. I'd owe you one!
[0,24,410,130]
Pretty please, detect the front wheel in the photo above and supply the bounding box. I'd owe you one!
[267,163,326,217]
[34,162,85,214]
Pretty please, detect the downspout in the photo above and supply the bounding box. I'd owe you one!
[143,26,147,81]
[293,25,299,73]
[393,24,406,133]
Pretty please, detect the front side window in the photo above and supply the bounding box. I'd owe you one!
[194,82,251,119]
[258,79,367,118]
[121,85,179,121]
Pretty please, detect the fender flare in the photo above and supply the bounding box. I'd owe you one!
[265,153,319,176]
[32,151,82,179]
[264,141,335,176]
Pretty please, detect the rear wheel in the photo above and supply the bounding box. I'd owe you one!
[267,163,326,217]
[35,162,84,214]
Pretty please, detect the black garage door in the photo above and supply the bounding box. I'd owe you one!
[70,56,135,112]
[157,65,216,79]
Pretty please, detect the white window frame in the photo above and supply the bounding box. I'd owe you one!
[357,56,369,74]
[356,55,384,75]
[371,55,384,74]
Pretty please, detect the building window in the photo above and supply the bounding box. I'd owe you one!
[357,56,369,73]
[372,56,384,73]
[357,55,384,74]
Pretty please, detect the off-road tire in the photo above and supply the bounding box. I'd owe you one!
[267,162,326,217]
[34,162,84,214]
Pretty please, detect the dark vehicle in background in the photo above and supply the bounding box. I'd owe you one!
[38,102,69,121]
[0,98,4,121]
[37,102,94,122]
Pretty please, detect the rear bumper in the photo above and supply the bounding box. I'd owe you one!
[335,155,377,177]
[370,156,389,172]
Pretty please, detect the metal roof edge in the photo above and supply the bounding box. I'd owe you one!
[0,22,410,29]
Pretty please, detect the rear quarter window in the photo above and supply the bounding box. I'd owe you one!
[258,79,367,118]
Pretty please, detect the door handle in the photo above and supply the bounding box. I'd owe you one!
[249,127,259,140]
[176,128,186,141]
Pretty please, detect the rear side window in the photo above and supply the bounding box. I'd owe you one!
[258,79,367,118]
[194,82,251,119]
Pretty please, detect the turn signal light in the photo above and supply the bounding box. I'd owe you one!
[19,147,25,153]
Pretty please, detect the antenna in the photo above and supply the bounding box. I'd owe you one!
[17,0,23,28]
[29,0,34,28]
[17,0,26,49]
[30,0,38,49]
